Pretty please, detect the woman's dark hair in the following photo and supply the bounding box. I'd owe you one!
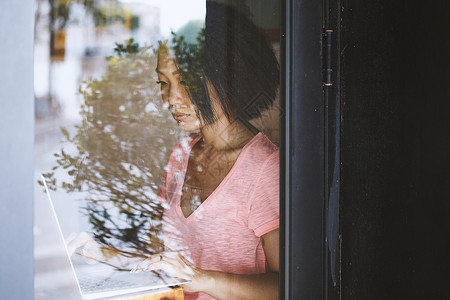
[174,1,280,125]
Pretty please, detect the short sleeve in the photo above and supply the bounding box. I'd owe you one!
[248,151,280,237]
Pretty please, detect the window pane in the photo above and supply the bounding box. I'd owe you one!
[34,1,281,299]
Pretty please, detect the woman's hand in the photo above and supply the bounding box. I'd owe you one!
[66,232,104,264]
[133,251,212,293]
[66,232,133,268]
[133,229,279,299]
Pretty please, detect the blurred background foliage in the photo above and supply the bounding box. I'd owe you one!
[40,38,182,256]
[40,30,205,257]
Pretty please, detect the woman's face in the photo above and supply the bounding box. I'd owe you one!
[156,45,202,132]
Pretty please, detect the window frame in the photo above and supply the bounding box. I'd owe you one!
[281,0,340,298]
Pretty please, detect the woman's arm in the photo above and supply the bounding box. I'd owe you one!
[135,228,279,300]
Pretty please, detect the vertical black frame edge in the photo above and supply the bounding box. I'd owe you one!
[323,0,341,298]
[279,0,288,299]
[285,0,325,299]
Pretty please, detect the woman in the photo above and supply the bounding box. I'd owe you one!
[135,3,280,299]
[69,2,280,299]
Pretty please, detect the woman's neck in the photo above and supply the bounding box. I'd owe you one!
[199,116,257,151]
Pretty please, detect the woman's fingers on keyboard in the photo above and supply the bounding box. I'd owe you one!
[132,252,196,280]
[65,232,103,263]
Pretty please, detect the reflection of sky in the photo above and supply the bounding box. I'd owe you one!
[119,0,206,37]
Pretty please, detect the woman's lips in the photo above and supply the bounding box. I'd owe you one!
[173,113,189,121]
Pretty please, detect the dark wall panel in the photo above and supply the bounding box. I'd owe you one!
[340,0,450,298]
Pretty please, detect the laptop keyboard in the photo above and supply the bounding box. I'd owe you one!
[79,273,142,293]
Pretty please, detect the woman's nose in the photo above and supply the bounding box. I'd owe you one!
[167,84,186,106]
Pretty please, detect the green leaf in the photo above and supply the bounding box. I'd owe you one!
[60,127,70,139]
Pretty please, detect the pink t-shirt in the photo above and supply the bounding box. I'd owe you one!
[159,132,279,300]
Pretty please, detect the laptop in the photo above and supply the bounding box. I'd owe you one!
[41,175,189,299]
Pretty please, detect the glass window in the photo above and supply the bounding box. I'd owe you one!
[34,1,281,299]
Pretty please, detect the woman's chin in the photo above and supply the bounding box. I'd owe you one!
[177,120,202,132]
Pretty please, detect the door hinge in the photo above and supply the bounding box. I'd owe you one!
[323,29,333,87]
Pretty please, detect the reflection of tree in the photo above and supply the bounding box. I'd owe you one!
[40,27,206,258]
[175,20,204,44]
[41,39,182,256]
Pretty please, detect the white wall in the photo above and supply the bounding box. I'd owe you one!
[0,1,35,298]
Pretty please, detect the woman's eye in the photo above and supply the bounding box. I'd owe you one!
[156,80,167,86]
